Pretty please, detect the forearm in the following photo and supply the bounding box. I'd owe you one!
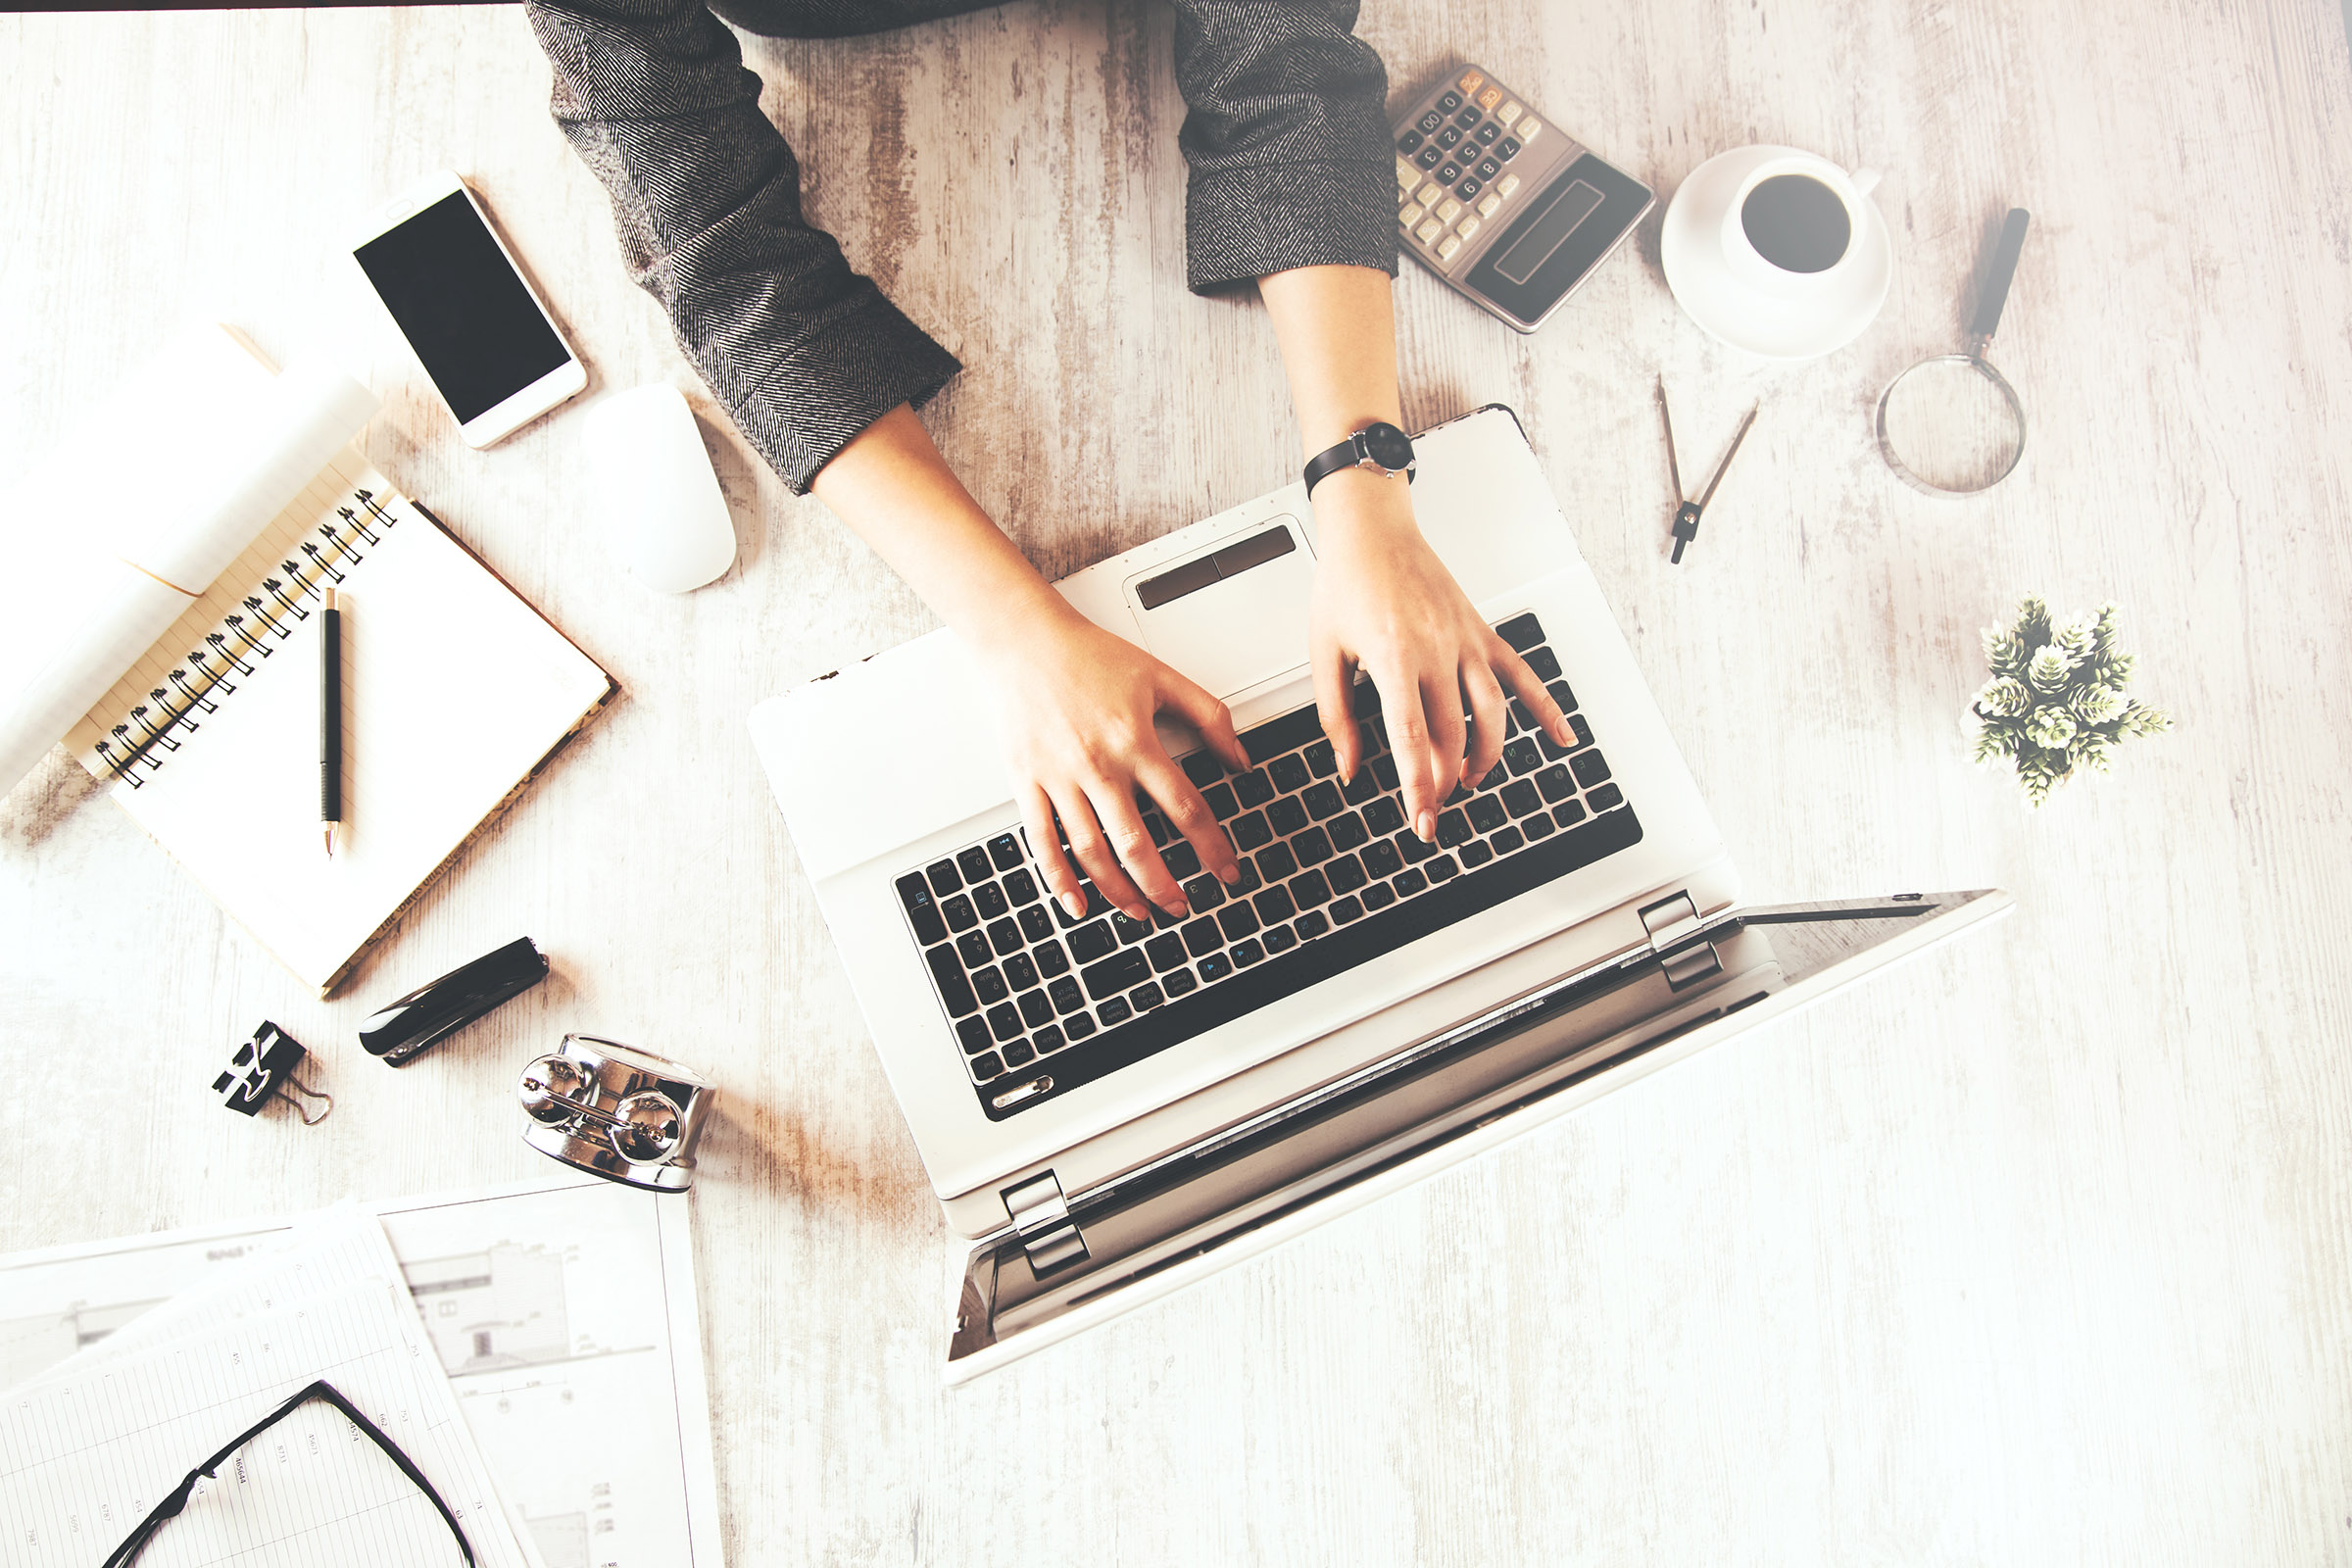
[808,405,1064,649]
[1257,264,1405,462]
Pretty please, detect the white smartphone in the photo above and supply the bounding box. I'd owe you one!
[352,171,587,448]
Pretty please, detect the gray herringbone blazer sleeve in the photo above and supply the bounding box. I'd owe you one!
[525,0,1396,494]
[526,0,962,494]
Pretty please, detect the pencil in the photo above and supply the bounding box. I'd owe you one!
[321,587,342,857]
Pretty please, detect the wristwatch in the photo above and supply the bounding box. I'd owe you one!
[1302,421,1417,498]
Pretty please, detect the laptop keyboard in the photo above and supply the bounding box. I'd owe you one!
[891,612,1642,1119]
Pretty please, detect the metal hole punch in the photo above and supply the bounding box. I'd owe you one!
[1656,377,1760,564]
[515,1034,714,1193]
[214,1021,332,1125]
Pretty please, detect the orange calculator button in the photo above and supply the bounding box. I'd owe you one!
[1478,86,1503,111]
[1458,70,1485,95]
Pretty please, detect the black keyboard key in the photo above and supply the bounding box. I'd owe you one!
[1132,982,1165,1010]
[1362,882,1396,912]
[1199,952,1233,982]
[1416,108,1444,134]
[1497,135,1521,159]
[1254,885,1298,924]
[1231,809,1273,851]
[972,1051,1004,1080]
[1552,800,1587,829]
[1437,160,1462,182]
[1018,988,1054,1028]
[1459,841,1494,869]
[1569,713,1592,749]
[1526,646,1562,680]
[973,965,1009,1004]
[1546,678,1575,711]
[1233,768,1275,808]
[1003,868,1039,906]
[1163,969,1199,999]
[1396,830,1438,864]
[1053,885,1108,927]
[1328,811,1369,853]
[1437,809,1473,847]
[956,1017,993,1054]
[1571,749,1613,788]
[1455,176,1483,201]
[1267,796,1309,836]
[1180,916,1223,957]
[1363,797,1407,837]
[1019,905,1055,945]
[1492,825,1525,857]
[1217,902,1261,942]
[1268,754,1311,794]
[1455,105,1482,127]
[1351,679,1382,716]
[1589,783,1626,812]
[973,881,1009,920]
[1304,739,1338,777]
[943,894,978,932]
[1437,88,1463,112]
[1232,938,1265,966]
[1496,612,1544,652]
[1295,910,1330,941]
[956,930,992,969]
[1146,932,1187,973]
[1099,996,1134,1026]
[1083,948,1152,1000]
[1069,919,1117,963]
[1416,144,1443,170]
[987,917,1022,956]
[1034,939,1070,979]
[1239,704,1325,763]
[1004,952,1040,991]
[1111,911,1153,946]
[1331,894,1364,924]
[1325,853,1367,896]
[1164,841,1202,881]
[1503,737,1542,776]
[1501,779,1543,819]
[1467,795,1507,835]
[1537,764,1576,803]
[1302,781,1344,819]
[1290,868,1332,908]
[1049,975,1085,1014]
[896,873,949,944]
[1394,867,1428,898]
[957,847,994,884]
[1478,763,1506,792]
[1182,750,1225,788]
[1293,825,1333,865]
[1474,156,1500,180]
[1437,125,1462,150]
[1257,841,1298,882]
[1426,855,1460,882]
[1524,812,1556,841]
[1342,770,1381,807]
[1143,812,1170,848]
[1066,1013,1099,1041]
[1362,840,1403,879]
[1202,782,1239,819]
[1184,874,1226,912]
[1397,128,1423,153]
[1003,1039,1036,1068]
[1372,755,1399,793]
[1264,925,1299,955]
[1032,1022,1064,1054]
[988,832,1023,870]
[1475,122,1500,145]
[987,1002,1023,1041]
[926,858,961,896]
[1231,858,1262,895]
[1539,729,1569,761]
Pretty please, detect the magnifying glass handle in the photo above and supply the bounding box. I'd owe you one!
[1968,208,2032,354]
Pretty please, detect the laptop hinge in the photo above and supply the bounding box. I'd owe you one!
[1638,891,1724,990]
[1001,1171,1090,1276]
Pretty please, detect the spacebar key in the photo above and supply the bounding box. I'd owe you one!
[1081,949,1152,1001]
[926,945,979,1017]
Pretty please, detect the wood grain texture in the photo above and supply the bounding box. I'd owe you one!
[4,2,2350,1563]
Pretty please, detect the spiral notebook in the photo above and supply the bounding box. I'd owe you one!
[3,324,614,994]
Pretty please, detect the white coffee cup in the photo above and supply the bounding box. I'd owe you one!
[1718,151,1882,297]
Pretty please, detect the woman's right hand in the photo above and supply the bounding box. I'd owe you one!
[969,602,1251,925]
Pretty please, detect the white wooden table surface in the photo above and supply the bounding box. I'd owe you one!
[6,3,2350,1563]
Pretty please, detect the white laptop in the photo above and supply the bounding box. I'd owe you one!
[750,406,2008,1382]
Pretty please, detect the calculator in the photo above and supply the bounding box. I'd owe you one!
[1392,65,1654,333]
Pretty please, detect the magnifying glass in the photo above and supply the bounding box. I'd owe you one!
[1876,208,2032,495]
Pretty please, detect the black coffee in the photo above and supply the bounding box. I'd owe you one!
[1740,173,1851,273]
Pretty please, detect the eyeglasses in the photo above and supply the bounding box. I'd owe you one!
[102,1379,475,1568]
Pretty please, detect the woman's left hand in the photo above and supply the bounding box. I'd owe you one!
[1305,467,1579,845]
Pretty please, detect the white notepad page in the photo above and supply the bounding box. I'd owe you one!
[63,445,612,992]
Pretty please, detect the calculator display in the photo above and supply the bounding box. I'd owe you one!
[1391,66,1653,333]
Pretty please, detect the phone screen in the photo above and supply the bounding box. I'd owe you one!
[354,190,572,423]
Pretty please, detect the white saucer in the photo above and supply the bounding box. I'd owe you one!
[1660,146,1893,361]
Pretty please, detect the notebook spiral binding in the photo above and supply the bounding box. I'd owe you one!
[90,488,398,789]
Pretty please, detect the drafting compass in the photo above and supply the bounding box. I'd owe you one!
[1657,377,1760,564]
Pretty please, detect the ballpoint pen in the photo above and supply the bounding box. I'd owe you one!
[321,587,342,856]
[1657,377,1760,564]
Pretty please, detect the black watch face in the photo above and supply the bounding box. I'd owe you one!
[1358,422,1414,470]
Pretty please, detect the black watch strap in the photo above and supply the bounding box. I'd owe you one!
[1303,422,1417,498]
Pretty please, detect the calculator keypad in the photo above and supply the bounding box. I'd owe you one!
[1394,67,1581,281]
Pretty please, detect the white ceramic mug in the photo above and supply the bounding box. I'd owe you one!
[1718,151,1882,297]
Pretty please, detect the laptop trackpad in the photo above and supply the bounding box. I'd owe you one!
[1129,520,1315,699]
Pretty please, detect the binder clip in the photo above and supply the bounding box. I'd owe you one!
[215,1022,333,1124]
